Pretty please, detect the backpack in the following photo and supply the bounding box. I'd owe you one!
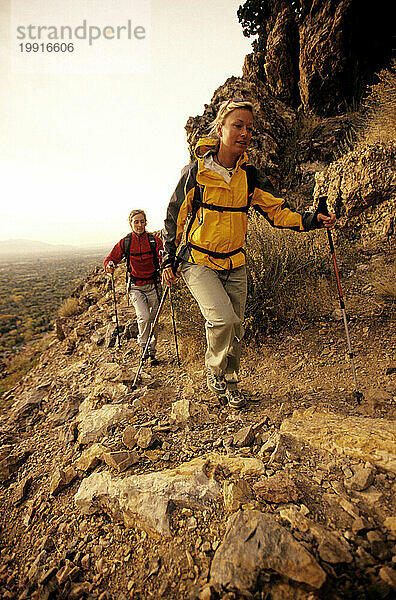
[122,232,160,285]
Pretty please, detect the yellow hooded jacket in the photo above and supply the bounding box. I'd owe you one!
[162,138,320,271]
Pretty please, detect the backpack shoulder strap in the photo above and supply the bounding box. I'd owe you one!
[241,163,257,208]
[122,233,132,284]
[147,233,160,274]
[184,162,201,242]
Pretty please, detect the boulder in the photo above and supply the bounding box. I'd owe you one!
[136,427,157,449]
[74,454,265,537]
[104,323,121,348]
[50,466,77,495]
[280,407,396,473]
[379,567,396,591]
[77,404,134,445]
[383,516,396,535]
[223,480,253,512]
[122,425,138,449]
[170,399,202,423]
[314,142,396,244]
[210,510,326,592]
[233,425,255,448]
[279,506,353,564]
[74,443,107,472]
[344,465,376,492]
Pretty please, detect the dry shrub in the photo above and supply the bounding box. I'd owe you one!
[58,297,81,318]
[245,213,333,337]
[170,282,205,362]
[0,334,52,397]
[373,264,396,300]
[358,61,396,145]
[0,355,38,397]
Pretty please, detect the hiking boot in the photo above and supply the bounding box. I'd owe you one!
[207,371,227,395]
[226,388,246,409]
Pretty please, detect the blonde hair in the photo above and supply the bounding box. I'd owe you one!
[128,209,147,227]
[209,98,254,138]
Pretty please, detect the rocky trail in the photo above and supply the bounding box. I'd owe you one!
[0,255,395,600]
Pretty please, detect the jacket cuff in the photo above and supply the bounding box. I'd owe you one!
[302,209,321,231]
[161,257,174,270]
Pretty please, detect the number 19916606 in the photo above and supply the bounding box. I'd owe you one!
[19,43,74,52]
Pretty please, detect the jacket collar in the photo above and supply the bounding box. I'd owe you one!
[194,137,248,169]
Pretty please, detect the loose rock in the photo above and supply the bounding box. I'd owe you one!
[233,425,254,448]
[77,404,134,445]
[102,450,139,473]
[50,466,77,495]
[344,464,375,491]
[253,472,302,504]
[136,427,157,449]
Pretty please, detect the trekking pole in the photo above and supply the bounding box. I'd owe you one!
[110,272,121,349]
[169,287,181,367]
[318,196,363,404]
[131,287,169,390]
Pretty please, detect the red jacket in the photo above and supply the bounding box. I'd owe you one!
[104,232,163,286]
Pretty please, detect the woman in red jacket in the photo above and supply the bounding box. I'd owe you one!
[104,210,163,365]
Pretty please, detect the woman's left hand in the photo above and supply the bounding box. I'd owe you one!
[317,212,336,228]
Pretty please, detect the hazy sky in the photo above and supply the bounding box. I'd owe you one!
[0,1,255,247]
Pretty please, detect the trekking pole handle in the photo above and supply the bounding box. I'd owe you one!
[317,196,329,216]
[317,196,335,252]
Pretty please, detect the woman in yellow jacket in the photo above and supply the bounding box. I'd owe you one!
[162,98,335,408]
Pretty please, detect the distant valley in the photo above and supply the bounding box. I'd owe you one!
[0,238,111,260]
[0,250,108,357]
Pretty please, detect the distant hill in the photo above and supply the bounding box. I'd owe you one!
[0,239,109,256]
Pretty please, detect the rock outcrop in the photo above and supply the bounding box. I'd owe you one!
[314,141,396,245]
[242,0,393,116]
[210,510,327,591]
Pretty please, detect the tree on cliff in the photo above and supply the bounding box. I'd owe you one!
[237,0,272,50]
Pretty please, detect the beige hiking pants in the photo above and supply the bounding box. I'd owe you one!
[129,283,161,354]
[181,263,247,385]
